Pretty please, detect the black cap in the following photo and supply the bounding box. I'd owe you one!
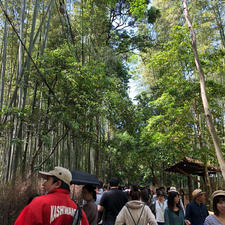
[157,190,165,197]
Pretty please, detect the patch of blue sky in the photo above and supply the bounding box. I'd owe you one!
[128,53,149,103]
[111,5,153,103]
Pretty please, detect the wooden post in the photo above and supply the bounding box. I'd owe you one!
[188,176,193,202]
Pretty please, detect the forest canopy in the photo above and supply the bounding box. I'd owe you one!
[0,0,224,189]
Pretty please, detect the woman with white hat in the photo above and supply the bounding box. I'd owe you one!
[204,190,225,225]
[164,190,186,225]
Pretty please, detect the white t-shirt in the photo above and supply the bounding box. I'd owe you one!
[155,200,167,222]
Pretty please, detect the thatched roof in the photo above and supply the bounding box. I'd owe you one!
[165,157,219,176]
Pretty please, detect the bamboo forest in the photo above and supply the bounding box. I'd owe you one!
[1,0,225,224]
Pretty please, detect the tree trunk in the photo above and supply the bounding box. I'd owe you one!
[193,100,213,198]
[95,116,100,177]
[33,0,55,47]
[0,0,8,111]
[212,1,225,49]
[41,0,54,54]
[150,163,160,186]
[204,163,213,207]
[11,0,26,182]
[18,0,26,108]
[183,0,225,181]
[22,0,40,108]
[81,0,84,65]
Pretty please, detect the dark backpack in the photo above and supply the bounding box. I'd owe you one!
[149,202,156,216]
[72,203,83,225]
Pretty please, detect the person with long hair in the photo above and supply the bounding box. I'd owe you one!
[141,188,151,207]
[204,190,225,225]
[164,190,186,225]
[115,185,157,225]
[82,184,98,225]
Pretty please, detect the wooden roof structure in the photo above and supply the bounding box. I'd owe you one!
[165,157,219,176]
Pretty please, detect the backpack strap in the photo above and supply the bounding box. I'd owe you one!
[72,203,82,225]
[150,202,156,216]
[126,205,145,225]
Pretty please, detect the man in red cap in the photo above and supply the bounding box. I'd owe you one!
[14,166,89,225]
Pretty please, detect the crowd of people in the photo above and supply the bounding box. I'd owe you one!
[14,166,225,225]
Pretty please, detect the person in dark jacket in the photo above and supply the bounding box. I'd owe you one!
[82,184,98,225]
[185,189,209,225]
[98,177,128,225]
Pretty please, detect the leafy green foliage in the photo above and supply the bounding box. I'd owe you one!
[147,6,161,24]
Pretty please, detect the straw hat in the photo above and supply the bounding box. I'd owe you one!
[168,186,179,193]
[192,189,205,199]
[212,190,225,199]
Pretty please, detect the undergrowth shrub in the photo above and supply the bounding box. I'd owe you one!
[0,175,40,225]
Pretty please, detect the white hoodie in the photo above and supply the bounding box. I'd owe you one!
[115,200,157,225]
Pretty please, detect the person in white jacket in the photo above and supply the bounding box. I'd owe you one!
[115,185,157,225]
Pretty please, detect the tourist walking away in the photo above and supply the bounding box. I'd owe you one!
[14,166,89,225]
[115,185,157,225]
[204,190,225,225]
[96,181,104,205]
[185,189,209,225]
[98,177,128,225]
[164,190,186,225]
[154,190,167,225]
[82,184,98,225]
[141,187,151,208]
